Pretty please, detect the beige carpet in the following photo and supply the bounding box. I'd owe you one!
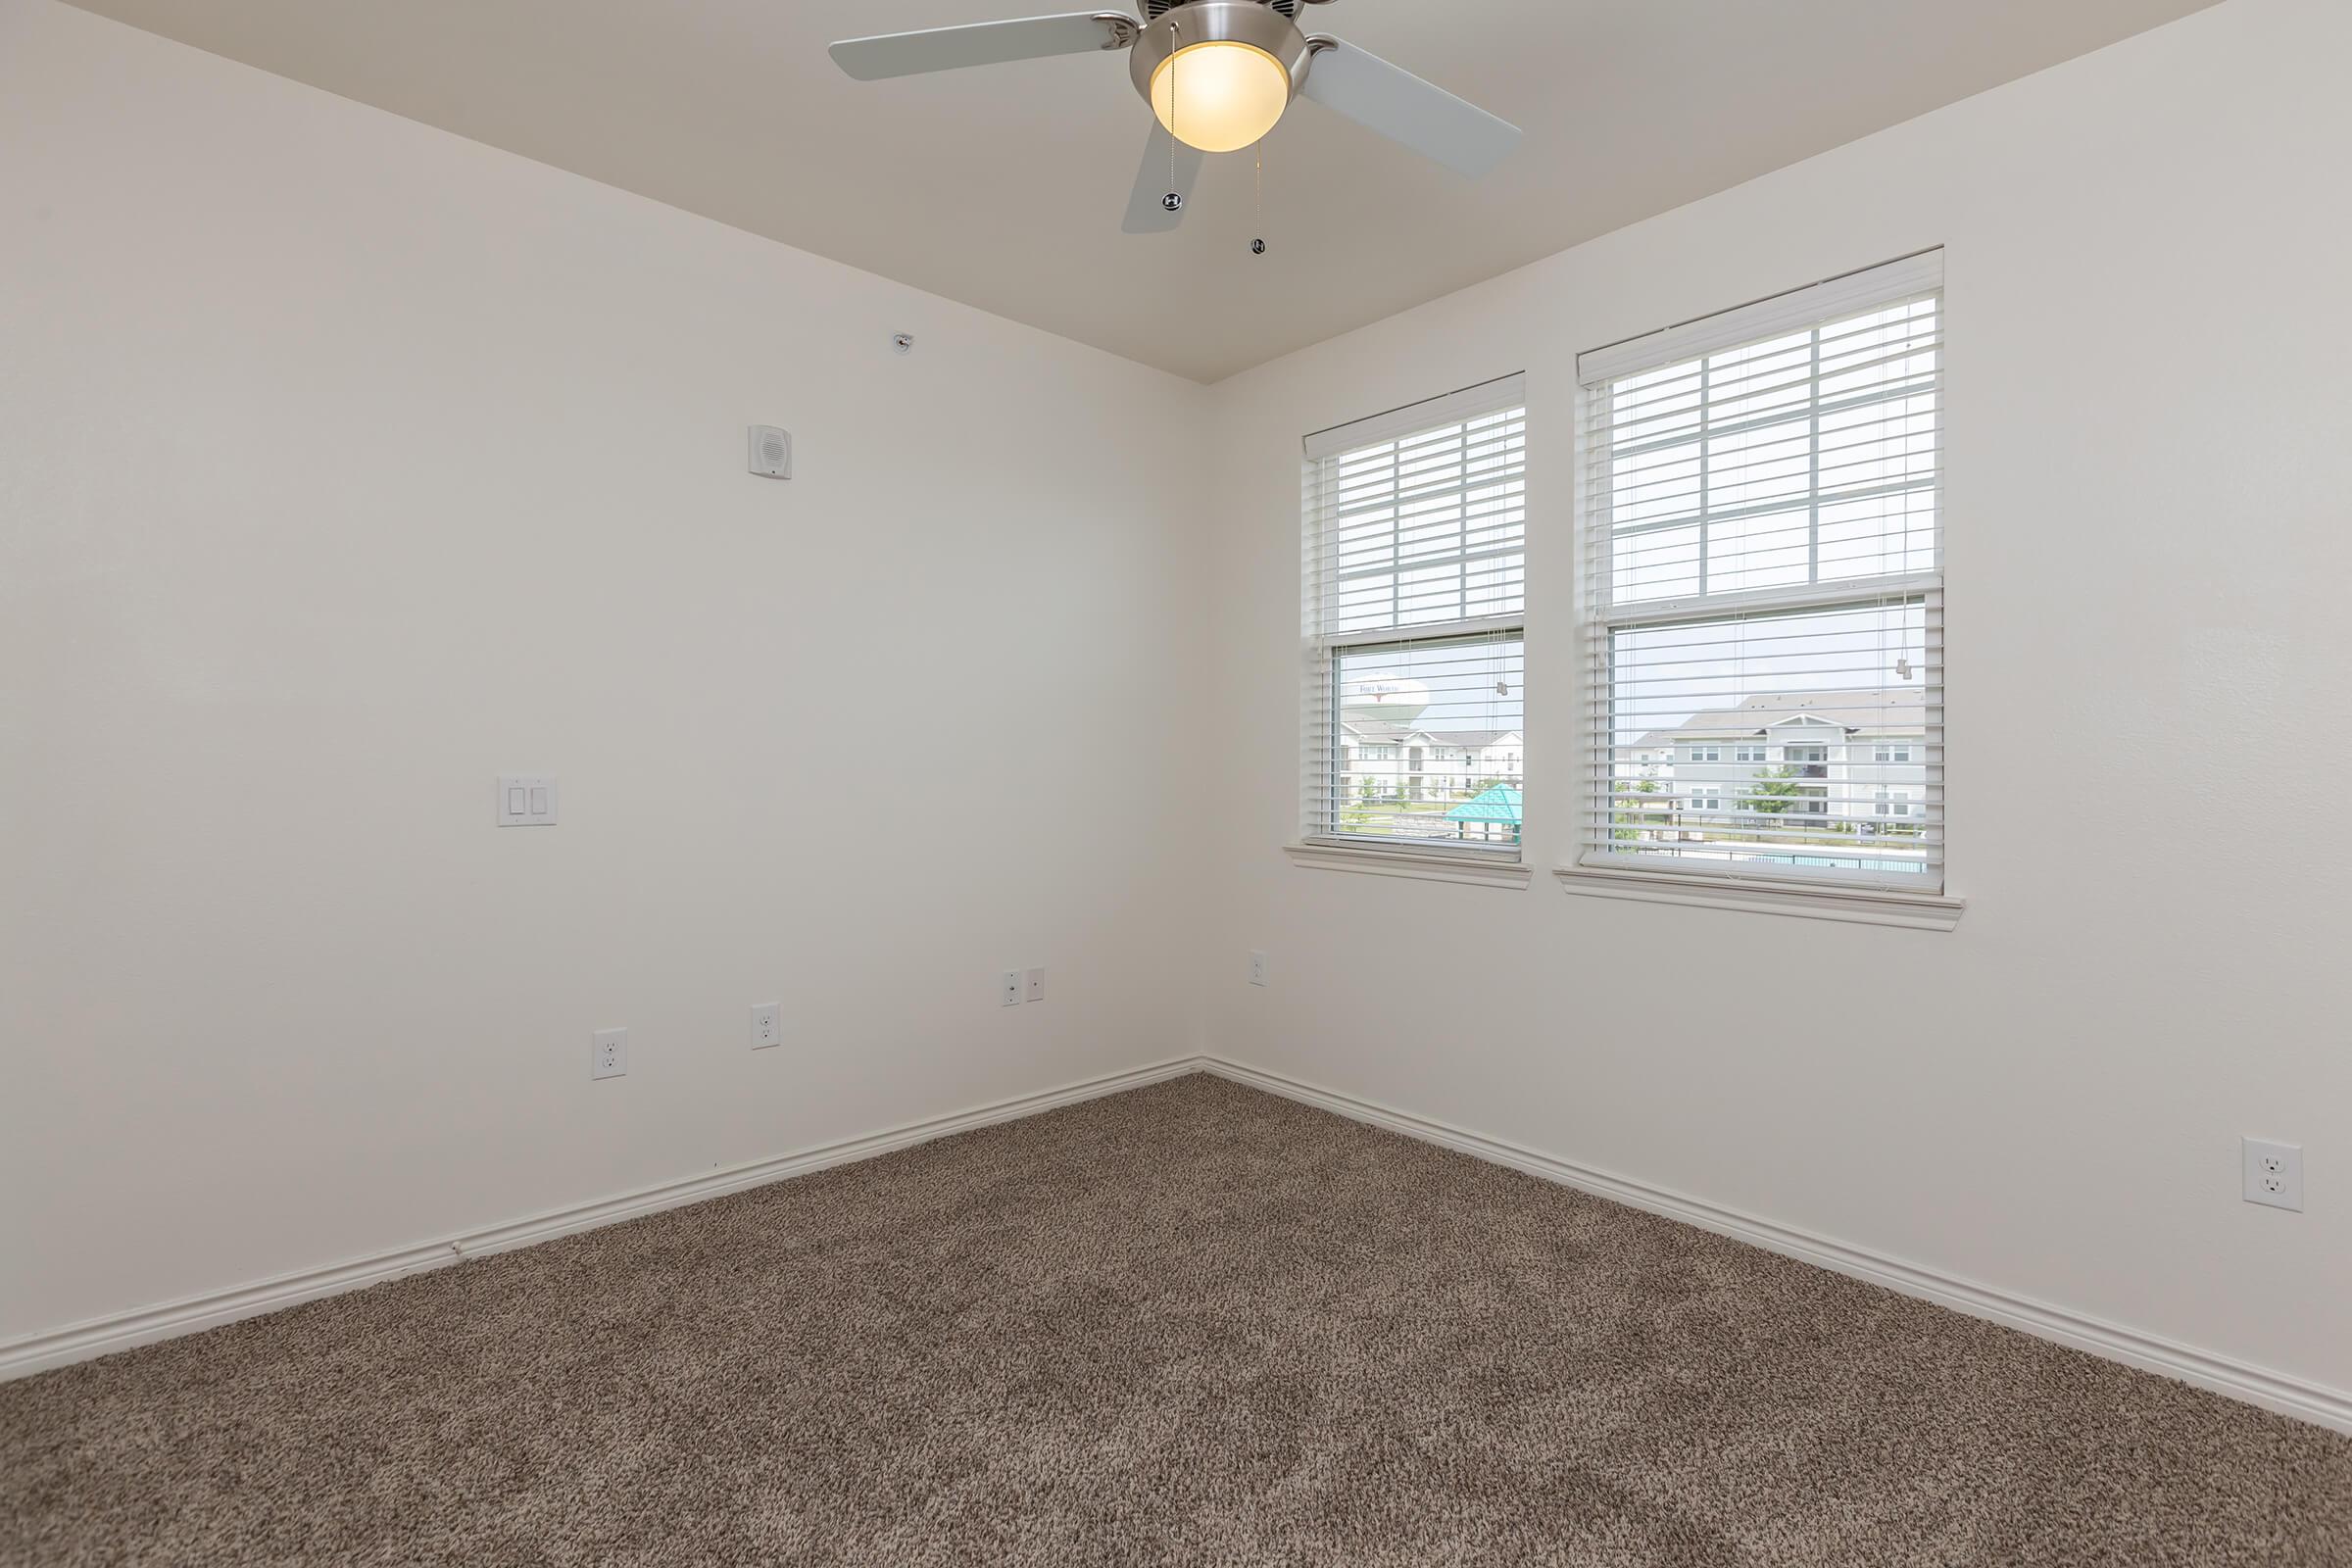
[3,1074,2347,1566]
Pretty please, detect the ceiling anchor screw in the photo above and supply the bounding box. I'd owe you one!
[1161,191,1185,213]
[1251,237,1266,255]
[890,332,913,354]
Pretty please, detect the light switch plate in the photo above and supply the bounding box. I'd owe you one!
[498,775,558,826]
[1024,966,1045,1003]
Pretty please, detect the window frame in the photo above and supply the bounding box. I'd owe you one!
[1297,375,1529,877]
[1570,252,1955,916]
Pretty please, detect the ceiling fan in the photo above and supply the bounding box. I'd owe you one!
[830,2,1522,234]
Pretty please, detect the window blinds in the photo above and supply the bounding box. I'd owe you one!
[1579,255,1943,890]
[1302,375,1527,853]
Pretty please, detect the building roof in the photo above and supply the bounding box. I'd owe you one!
[1637,690,1926,745]
[1446,785,1523,824]
[1342,723,1523,749]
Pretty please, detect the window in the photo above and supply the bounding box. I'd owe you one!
[1303,376,1526,854]
[1581,253,1942,890]
[1689,745,1722,762]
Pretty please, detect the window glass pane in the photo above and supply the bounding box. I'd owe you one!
[1318,406,1525,636]
[1327,637,1524,847]
[1597,294,1938,607]
[1602,602,1931,878]
[1612,523,1700,603]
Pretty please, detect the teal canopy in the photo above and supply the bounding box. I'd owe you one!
[1446,785,1522,824]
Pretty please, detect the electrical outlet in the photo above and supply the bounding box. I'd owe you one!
[750,1003,780,1051]
[1024,966,1045,1003]
[592,1027,627,1080]
[1249,950,1267,987]
[2243,1137,2303,1212]
[1001,970,1023,1007]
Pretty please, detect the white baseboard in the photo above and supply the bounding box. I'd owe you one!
[0,1055,1205,1383]
[13,1051,2346,1438]
[1200,1055,2352,1436]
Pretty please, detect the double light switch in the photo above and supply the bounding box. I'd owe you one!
[497,775,558,826]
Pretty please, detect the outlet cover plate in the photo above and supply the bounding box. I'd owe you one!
[751,1003,780,1051]
[592,1027,628,1080]
[1000,970,1023,1007]
[2243,1137,2303,1212]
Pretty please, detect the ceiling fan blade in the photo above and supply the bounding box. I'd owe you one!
[1298,39,1522,177]
[1121,125,1202,234]
[831,13,1132,81]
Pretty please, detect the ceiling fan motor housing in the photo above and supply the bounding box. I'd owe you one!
[1128,0,1314,113]
[1141,0,1305,16]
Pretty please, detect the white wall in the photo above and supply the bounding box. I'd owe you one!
[0,0,1212,1345]
[1201,0,2352,1397]
[7,0,2347,1417]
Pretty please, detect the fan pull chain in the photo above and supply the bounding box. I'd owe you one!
[1250,140,1266,256]
[1164,29,1180,211]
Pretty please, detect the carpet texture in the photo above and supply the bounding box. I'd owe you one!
[3,1074,2347,1566]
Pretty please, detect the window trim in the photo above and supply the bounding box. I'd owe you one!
[1288,838,1534,888]
[1553,861,1963,930]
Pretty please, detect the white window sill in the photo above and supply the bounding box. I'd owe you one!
[1552,864,1964,930]
[1284,842,1533,889]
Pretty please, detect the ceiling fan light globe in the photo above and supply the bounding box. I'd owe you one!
[1150,40,1290,153]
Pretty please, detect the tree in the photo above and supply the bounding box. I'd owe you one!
[1744,764,1809,814]
[1610,778,1662,842]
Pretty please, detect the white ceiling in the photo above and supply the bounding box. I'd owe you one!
[67,0,2217,382]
